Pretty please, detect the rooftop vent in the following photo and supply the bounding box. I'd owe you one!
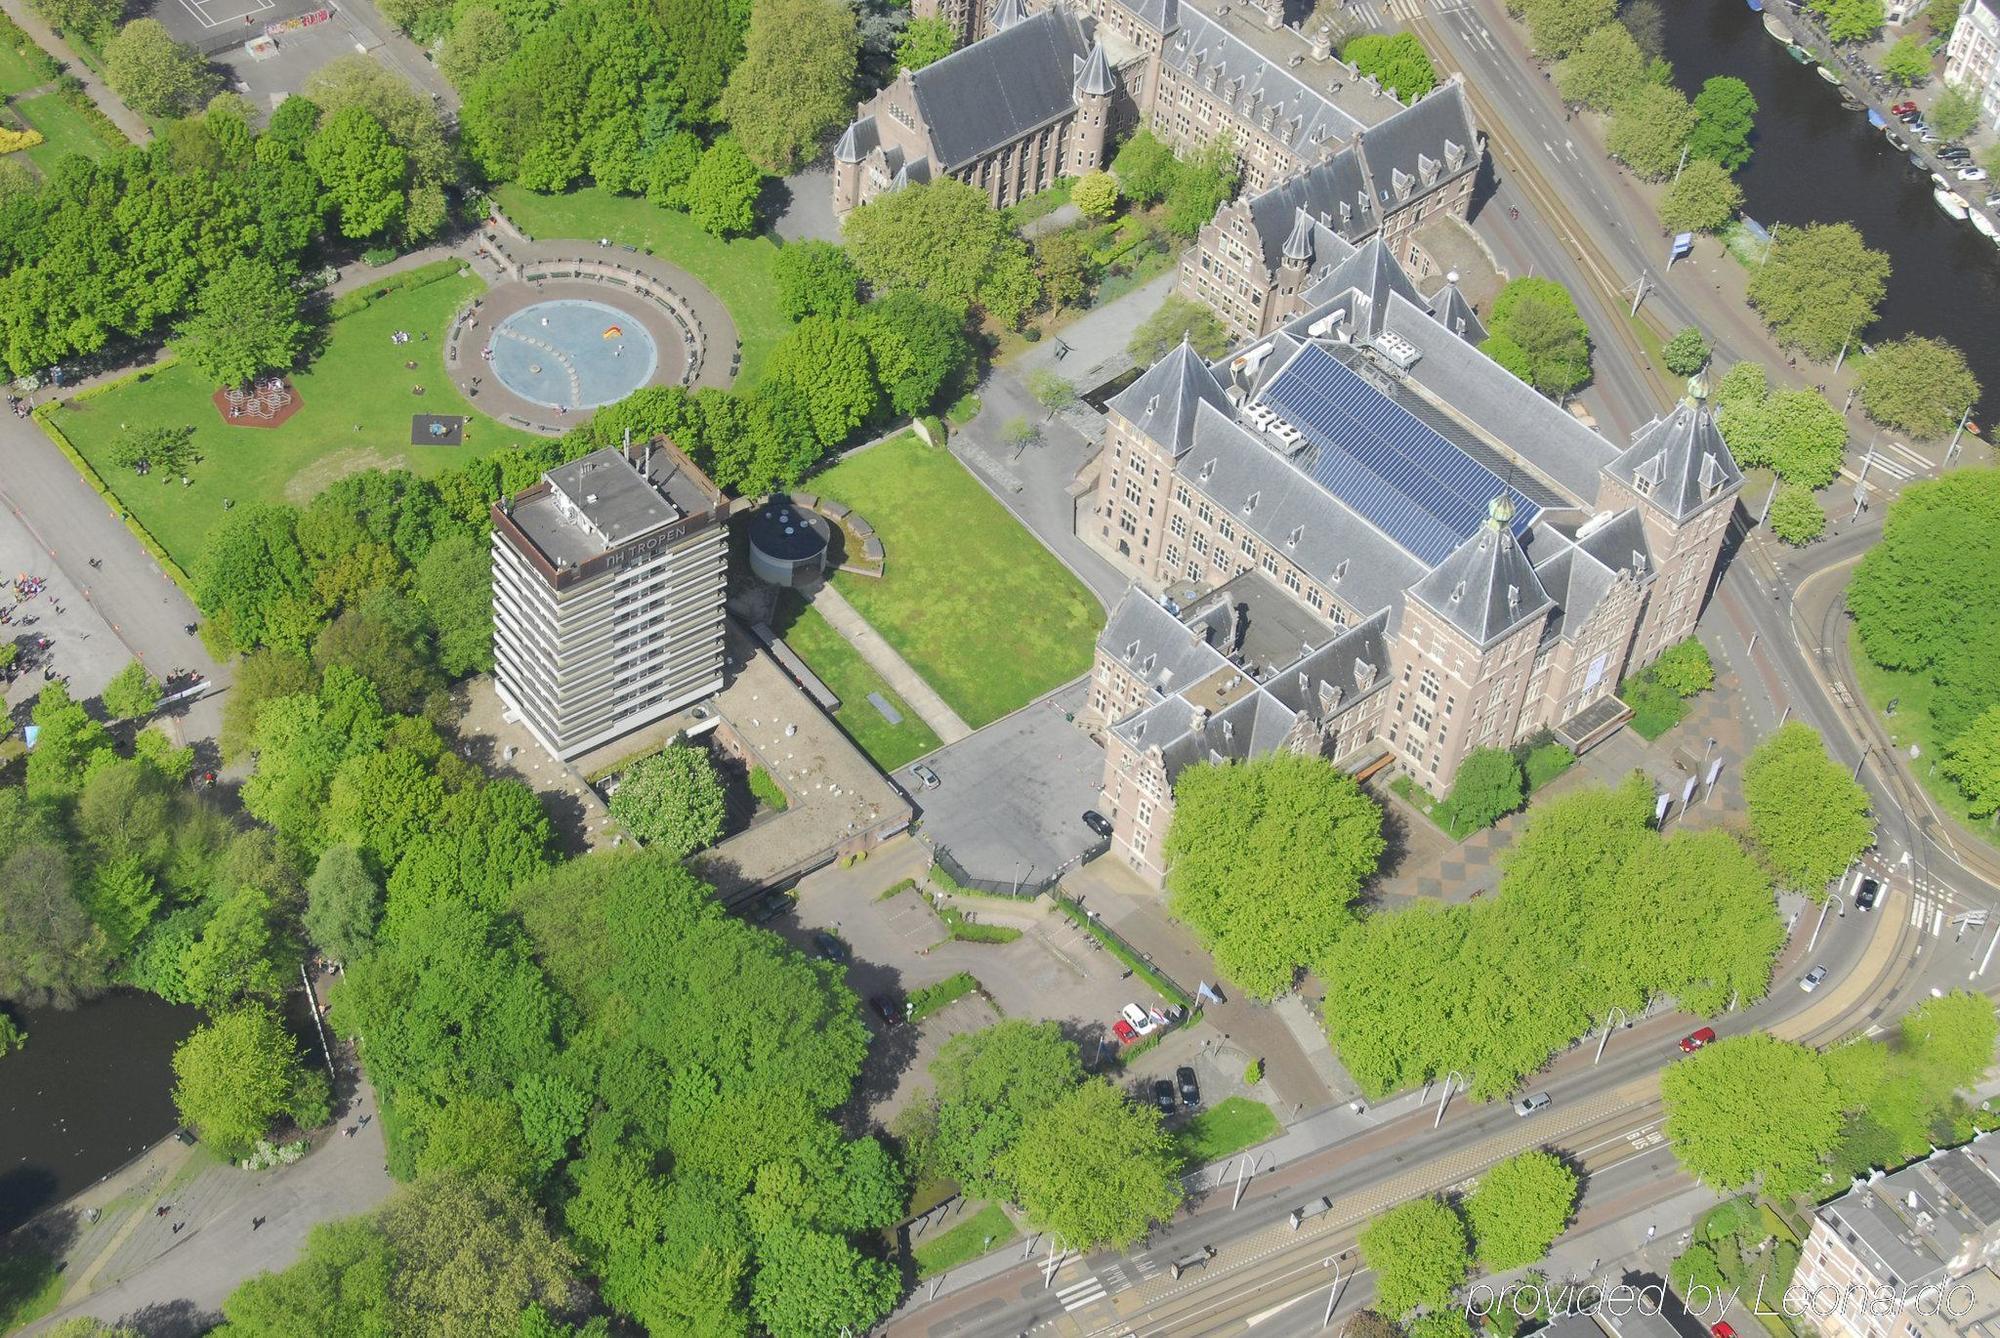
[1374,331,1421,370]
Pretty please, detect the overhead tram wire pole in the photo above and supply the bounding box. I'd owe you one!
[1321,1258,1348,1329]
[1594,1006,1630,1064]
[1808,893,1847,952]
[1435,1070,1466,1129]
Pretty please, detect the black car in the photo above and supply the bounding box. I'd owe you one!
[1856,877,1882,912]
[1939,146,1973,161]
[751,890,792,923]
[813,930,851,963]
[869,993,908,1027]
[1152,1079,1177,1115]
[1082,809,1114,838]
[1176,1065,1202,1108]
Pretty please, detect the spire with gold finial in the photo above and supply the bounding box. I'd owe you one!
[1686,370,1710,404]
[1486,491,1515,531]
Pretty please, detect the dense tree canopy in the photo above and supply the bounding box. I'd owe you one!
[1747,223,1890,360]
[1463,1151,1579,1270]
[1658,158,1743,233]
[927,1020,1084,1199]
[1880,34,1931,86]
[1342,32,1438,101]
[104,19,216,119]
[1740,723,1874,894]
[1856,336,1981,439]
[1164,754,1386,999]
[1722,388,1847,488]
[1689,76,1757,170]
[1359,1198,1471,1316]
[721,0,858,173]
[1607,83,1698,180]
[1943,707,2000,816]
[1556,23,1648,111]
[173,257,311,390]
[1662,1034,1846,1197]
[1521,0,1616,55]
[1482,276,1592,398]
[172,1005,326,1159]
[1129,293,1231,362]
[607,746,727,858]
[1768,483,1827,547]
[1812,0,1886,40]
[896,14,956,70]
[774,240,861,321]
[1001,1079,1183,1248]
[843,179,1039,323]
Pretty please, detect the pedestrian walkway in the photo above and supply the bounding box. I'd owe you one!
[0,0,149,144]
[809,581,972,744]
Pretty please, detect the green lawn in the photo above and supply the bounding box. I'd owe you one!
[1176,1097,1280,1166]
[493,184,788,386]
[912,1202,1018,1277]
[50,268,538,566]
[0,1238,64,1332]
[771,591,941,773]
[808,435,1102,728]
[0,38,47,95]
[17,90,113,170]
[1849,627,1991,837]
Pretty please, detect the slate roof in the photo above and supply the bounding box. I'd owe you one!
[1246,150,1376,270]
[1108,338,1235,457]
[1817,1144,2000,1294]
[1128,0,1179,31]
[1607,394,1745,521]
[834,116,877,164]
[910,8,1093,169]
[1572,508,1652,580]
[1160,7,1374,160]
[1428,279,1486,344]
[1077,39,1117,95]
[1408,502,1553,647]
[1096,587,1233,697]
[1294,237,1426,339]
[1356,78,1480,210]
[1379,291,1618,501]
[1530,524,1620,643]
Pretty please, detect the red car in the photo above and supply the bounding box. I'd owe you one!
[1713,1322,1737,1338]
[1680,1027,1718,1053]
[1113,1019,1140,1045]
[1890,101,1918,116]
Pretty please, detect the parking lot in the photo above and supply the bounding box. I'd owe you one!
[909,679,1106,890]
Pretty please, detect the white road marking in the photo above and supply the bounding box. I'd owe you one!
[1058,1276,1108,1311]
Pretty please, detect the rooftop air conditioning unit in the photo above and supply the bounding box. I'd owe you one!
[1307,310,1345,340]
[1374,331,1421,370]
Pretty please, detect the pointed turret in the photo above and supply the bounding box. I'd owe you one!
[989,0,1029,33]
[1281,206,1315,266]
[1427,269,1487,345]
[1076,39,1116,96]
[1408,494,1551,647]
[1607,389,1744,521]
[1107,337,1233,458]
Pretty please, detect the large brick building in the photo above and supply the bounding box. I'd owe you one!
[1083,250,1741,885]
[833,0,1461,219]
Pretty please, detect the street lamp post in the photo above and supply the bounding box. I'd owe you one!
[1321,1258,1348,1329]
[1808,894,1846,952]
[1594,1007,1630,1064]
[1434,1070,1466,1129]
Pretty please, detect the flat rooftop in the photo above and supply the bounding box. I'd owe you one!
[1203,569,1333,676]
[508,443,720,571]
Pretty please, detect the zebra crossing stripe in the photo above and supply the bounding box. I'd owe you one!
[1057,1277,1107,1311]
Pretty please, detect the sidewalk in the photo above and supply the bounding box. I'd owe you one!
[809,581,971,743]
[0,0,149,143]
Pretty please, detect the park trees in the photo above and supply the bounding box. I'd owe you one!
[1662,1034,1846,1197]
[174,257,310,390]
[1812,0,1886,40]
[925,1020,1084,1198]
[751,1228,900,1338]
[1722,388,1847,488]
[1928,81,1982,140]
[855,291,971,417]
[104,19,217,119]
[1071,169,1119,220]
[1741,723,1873,894]
[1437,747,1525,833]
[1033,227,1097,310]
[1129,294,1231,362]
[895,14,956,70]
[761,315,880,448]
[1556,23,1647,111]
[1942,707,2000,816]
[1463,1151,1580,1271]
[1163,753,1385,999]
[172,1004,326,1159]
[1164,136,1240,239]
[1856,336,1980,439]
[100,661,161,721]
[26,680,114,799]
[843,178,1039,323]
[0,841,111,1008]
[1767,484,1827,546]
[29,0,121,42]
[1662,327,1710,377]
[685,137,764,239]
[721,0,858,173]
[304,844,382,965]
[1607,83,1698,180]
[1747,223,1889,360]
[412,532,495,677]
[301,55,456,241]
[1522,0,1616,55]
[1341,33,1438,100]
[1658,158,1742,233]
[1481,276,1592,398]
[1001,1079,1183,1249]
[1880,35,1931,87]
[1112,127,1179,204]
[1689,76,1757,170]
[1359,1198,1471,1317]
[307,106,408,241]
[774,240,862,320]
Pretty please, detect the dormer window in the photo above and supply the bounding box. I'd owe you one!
[1444,138,1465,170]
[1200,458,1216,482]
[1333,558,1348,583]
[1287,525,1303,548]
[1449,581,1465,604]
[1245,490,1260,513]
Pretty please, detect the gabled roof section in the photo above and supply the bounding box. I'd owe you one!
[1160,7,1375,160]
[1607,392,1745,521]
[1530,525,1618,643]
[910,9,1092,170]
[1356,77,1481,208]
[989,0,1029,32]
[1097,587,1232,698]
[1128,0,1180,32]
[1378,291,1616,502]
[1109,338,1235,457]
[1281,206,1315,265]
[1076,39,1117,96]
[1297,237,1425,338]
[1408,498,1553,646]
[834,116,877,164]
[1244,148,1374,271]
[1428,278,1486,344]
[1572,508,1652,580]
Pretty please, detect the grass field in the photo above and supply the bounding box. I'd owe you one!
[808,435,1102,728]
[494,184,788,386]
[50,268,537,566]
[0,38,46,95]
[771,591,941,773]
[1849,627,1990,837]
[913,1202,1017,1278]
[17,91,113,170]
[1176,1097,1279,1166]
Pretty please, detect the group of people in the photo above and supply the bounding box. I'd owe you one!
[388,330,426,346]
[5,393,28,419]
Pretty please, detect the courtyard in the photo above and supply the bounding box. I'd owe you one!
[806,434,1103,729]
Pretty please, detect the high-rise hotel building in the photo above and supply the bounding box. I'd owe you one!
[491,441,729,759]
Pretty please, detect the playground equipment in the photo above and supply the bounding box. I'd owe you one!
[222,378,295,420]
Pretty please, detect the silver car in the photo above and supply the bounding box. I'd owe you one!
[1801,965,1828,992]
[1515,1092,1552,1118]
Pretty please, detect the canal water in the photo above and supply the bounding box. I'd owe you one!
[0,993,201,1234]
[1660,2,2000,420]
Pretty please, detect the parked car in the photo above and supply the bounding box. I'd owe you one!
[1679,1026,1718,1053]
[751,890,792,923]
[1961,166,1989,182]
[1986,190,2000,209]
[910,762,940,791]
[1082,809,1114,838]
[1177,1065,1202,1108]
[812,931,850,964]
[1898,108,1924,122]
[1713,1323,1738,1338]
[1515,1092,1552,1118]
[1152,1079,1178,1115]
[1856,877,1882,912]
[1890,100,1918,115]
[1112,1019,1140,1045]
[1920,127,1943,142]
[1801,965,1828,992]
[870,993,908,1026]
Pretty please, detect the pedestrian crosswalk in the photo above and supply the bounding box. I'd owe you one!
[1911,889,1948,937]
[1056,1274,1108,1312]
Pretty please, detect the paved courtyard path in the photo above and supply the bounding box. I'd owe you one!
[809,581,972,744]
[0,0,150,144]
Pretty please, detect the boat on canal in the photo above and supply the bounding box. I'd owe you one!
[1763,9,1787,36]
[1936,187,1972,220]
[1975,210,1999,240]
[1886,129,1908,151]
[1787,42,1813,62]
[1816,64,1842,84]
[1745,0,1763,10]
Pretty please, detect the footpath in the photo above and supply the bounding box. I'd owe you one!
[0,0,148,144]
